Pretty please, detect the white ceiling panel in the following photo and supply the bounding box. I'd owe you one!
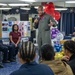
[0,0,75,7]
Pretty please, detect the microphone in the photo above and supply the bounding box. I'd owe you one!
[34,15,40,21]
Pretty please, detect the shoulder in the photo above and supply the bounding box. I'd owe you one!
[10,70,20,75]
[45,13,52,17]
[38,63,53,71]
[38,64,54,74]
[10,31,13,33]
[44,13,52,20]
[18,32,21,35]
[18,32,21,34]
[9,31,13,35]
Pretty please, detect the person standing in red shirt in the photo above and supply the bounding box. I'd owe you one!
[9,24,21,60]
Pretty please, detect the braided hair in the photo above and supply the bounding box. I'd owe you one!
[19,41,36,63]
[64,40,75,54]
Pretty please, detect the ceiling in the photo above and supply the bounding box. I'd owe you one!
[0,0,75,7]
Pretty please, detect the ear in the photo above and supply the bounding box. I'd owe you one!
[64,49,69,56]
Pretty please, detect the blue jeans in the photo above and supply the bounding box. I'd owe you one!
[0,44,8,61]
[0,44,15,61]
[10,43,20,57]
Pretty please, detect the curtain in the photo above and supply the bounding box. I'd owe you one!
[58,11,75,35]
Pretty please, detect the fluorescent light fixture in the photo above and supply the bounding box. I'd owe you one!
[65,1,75,3]
[35,6,67,11]
[21,8,30,10]
[34,6,45,9]
[20,0,36,2]
[0,3,7,6]
[8,4,29,6]
[55,8,67,10]
[34,6,38,9]
[0,8,11,10]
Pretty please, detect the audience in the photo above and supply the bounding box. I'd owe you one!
[0,43,8,63]
[40,44,73,75]
[62,40,75,75]
[0,39,15,64]
[9,24,21,60]
[0,51,3,68]
[10,41,54,75]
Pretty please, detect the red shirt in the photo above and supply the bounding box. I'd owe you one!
[9,31,21,44]
[39,13,44,20]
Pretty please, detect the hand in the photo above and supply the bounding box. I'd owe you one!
[73,32,75,35]
[61,56,70,61]
[15,44,17,47]
[34,19,38,23]
[48,20,53,26]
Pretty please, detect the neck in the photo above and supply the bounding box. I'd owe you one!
[14,31,17,32]
[39,12,44,16]
[20,59,26,64]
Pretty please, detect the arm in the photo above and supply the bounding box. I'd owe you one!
[73,32,75,35]
[9,35,15,44]
[16,37,21,45]
[16,32,21,45]
[33,19,39,29]
[49,15,57,26]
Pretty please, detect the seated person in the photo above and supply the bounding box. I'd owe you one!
[0,51,4,68]
[9,24,21,59]
[10,41,54,75]
[0,41,9,63]
[40,44,73,75]
[62,40,75,75]
[0,39,15,62]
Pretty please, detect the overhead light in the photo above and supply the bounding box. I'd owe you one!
[55,8,67,10]
[34,6,45,9]
[35,7,67,11]
[0,3,7,6]
[65,1,75,3]
[8,4,29,6]
[21,8,30,10]
[20,0,36,2]
[0,8,11,10]
[34,6,38,9]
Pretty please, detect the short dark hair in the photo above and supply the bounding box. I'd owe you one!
[41,44,55,61]
[12,24,19,32]
[38,5,43,10]
[19,41,36,63]
[64,40,75,54]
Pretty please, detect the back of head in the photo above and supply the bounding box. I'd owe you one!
[64,40,75,54]
[19,41,36,63]
[41,44,55,61]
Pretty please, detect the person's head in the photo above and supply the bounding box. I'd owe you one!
[64,40,75,57]
[12,24,19,32]
[18,41,36,63]
[41,44,55,61]
[37,5,44,16]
